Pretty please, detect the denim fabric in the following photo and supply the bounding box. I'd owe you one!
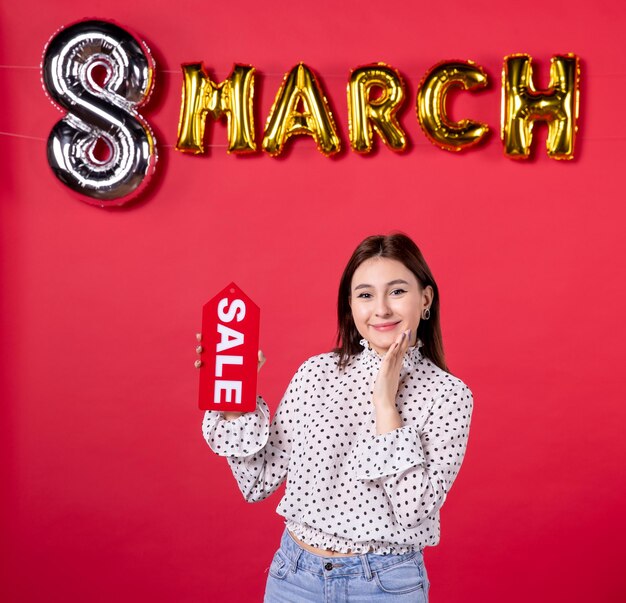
[264,530,430,602]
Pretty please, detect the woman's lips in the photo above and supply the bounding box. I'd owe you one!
[370,321,401,331]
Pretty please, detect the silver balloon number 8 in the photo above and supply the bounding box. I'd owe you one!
[42,20,157,207]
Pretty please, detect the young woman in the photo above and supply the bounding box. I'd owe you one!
[200,234,473,602]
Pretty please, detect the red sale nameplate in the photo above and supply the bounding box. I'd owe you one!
[198,283,260,412]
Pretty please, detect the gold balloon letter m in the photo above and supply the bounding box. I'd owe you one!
[176,63,256,154]
[502,54,580,160]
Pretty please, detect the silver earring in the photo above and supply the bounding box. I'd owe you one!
[422,307,431,320]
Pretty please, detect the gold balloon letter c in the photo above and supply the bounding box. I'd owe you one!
[416,61,489,152]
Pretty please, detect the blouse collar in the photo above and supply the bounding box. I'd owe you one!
[358,338,423,370]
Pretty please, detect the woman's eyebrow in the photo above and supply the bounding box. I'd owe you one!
[353,279,410,291]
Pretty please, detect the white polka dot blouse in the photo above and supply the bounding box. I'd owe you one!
[202,340,473,554]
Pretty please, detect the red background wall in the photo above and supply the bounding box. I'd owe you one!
[1,1,625,601]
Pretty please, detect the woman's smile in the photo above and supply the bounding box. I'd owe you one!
[370,321,402,332]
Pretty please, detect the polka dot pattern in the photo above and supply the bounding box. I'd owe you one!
[202,341,473,554]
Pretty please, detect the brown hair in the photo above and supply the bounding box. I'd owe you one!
[334,233,447,371]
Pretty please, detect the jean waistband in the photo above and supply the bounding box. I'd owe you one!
[278,529,423,578]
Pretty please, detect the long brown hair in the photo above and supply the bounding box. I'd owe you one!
[334,233,447,371]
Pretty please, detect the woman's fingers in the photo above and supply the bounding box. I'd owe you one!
[194,332,265,376]
[387,329,409,358]
[195,333,203,368]
[400,329,410,355]
[373,330,410,408]
[382,330,410,372]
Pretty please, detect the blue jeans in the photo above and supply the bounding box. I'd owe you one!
[264,530,430,602]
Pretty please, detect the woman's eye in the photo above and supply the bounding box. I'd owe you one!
[356,292,372,299]
[390,289,407,295]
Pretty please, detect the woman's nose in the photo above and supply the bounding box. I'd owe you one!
[375,297,391,316]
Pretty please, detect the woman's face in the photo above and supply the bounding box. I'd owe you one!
[350,257,432,356]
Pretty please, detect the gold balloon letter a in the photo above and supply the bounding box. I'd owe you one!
[347,64,407,153]
[176,63,256,154]
[416,61,489,152]
[262,63,341,157]
[502,54,580,160]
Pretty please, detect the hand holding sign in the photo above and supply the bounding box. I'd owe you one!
[196,345,265,419]
[196,283,261,413]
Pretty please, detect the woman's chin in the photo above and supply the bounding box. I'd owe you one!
[368,338,394,356]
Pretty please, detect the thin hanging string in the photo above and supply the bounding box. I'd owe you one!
[0,63,624,144]
[2,64,625,76]
[0,131,438,148]
[0,131,47,142]
[0,131,224,148]
[0,64,349,77]
[0,63,347,145]
[3,130,621,145]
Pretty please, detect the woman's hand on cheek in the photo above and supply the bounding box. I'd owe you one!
[372,330,409,433]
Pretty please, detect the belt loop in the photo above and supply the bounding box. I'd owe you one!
[291,547,303,573]
[359,554,373,581]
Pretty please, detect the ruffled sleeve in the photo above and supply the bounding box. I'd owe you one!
[201,363,305,503]
[353,425,426,480]
[202,397,270,458]
[353,382,473,530]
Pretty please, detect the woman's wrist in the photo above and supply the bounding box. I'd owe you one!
[222,411,244,421]
[374,403,402,434]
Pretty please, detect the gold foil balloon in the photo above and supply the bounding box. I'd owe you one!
[177,63,256,154]
[347,63,407,153]
[262,63,341,157]
[501,54,580,160]
[416,61,489,152]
